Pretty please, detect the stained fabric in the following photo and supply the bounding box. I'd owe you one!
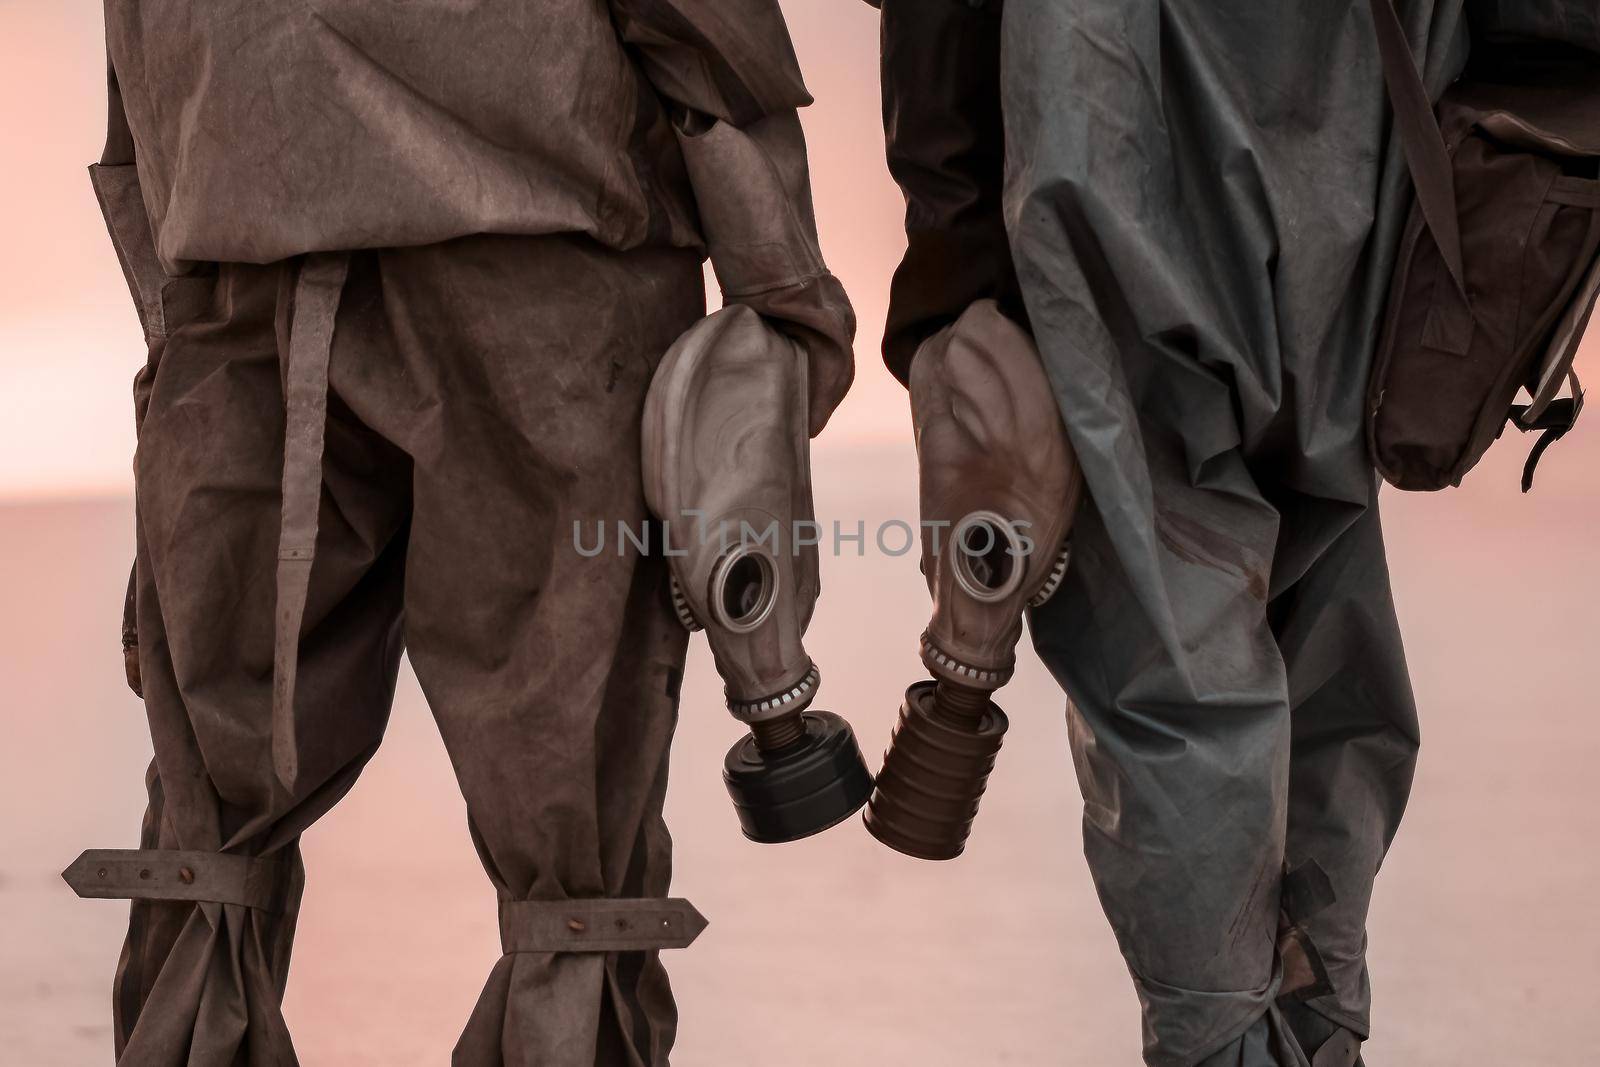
[114,235,704,1065]
[100,0,810,270]
[876,0,1469,1064]
[1000,1,1470,1063]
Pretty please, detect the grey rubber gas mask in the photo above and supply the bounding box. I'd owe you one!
[642,304,873,843]
[863,300,1084,860]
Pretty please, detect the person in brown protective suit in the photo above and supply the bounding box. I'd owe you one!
[63,2,853,1064]
[865,1,1475,1065]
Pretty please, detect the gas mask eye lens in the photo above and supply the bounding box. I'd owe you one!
[951,512,1024,603]
[710,546,779,633]
[961,521,1012,589]
[723,554,766,620]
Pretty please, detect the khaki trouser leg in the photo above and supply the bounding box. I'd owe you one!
[94,234,704,1065]
[106,259,412,1065]
[323,236,704,1066]
[1031,437,1294,1067]
[1033,464,1404,1066]
[1274,487,1417,1064]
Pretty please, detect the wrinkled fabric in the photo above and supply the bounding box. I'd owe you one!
[102,0,810,269]
[875,0,1028,382]
[674,110,857,435]
[877,0,1472,1063]
[1001,1,1469,1064]
[117,234,703,1065]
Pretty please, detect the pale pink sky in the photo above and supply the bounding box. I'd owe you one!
[2,2,1593,499]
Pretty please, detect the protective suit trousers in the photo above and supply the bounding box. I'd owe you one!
[875,3,1421,1057]
[112,233,704,1065]
[1032,464,1417,1067]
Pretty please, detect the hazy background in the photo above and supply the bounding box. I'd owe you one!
[2,2,1596,1064]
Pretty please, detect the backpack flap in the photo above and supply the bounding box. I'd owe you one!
[1473,79,1600,430]
[1480,84,1600,490]
[1366,5,1600,490]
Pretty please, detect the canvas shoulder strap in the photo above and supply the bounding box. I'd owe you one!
[1368,0,1470,302]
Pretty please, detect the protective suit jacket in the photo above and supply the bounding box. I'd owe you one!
[874,1,1468,1064]
[103,0,809,269]
[74,2,853,1065]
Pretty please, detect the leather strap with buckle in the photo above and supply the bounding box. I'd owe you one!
[62,848,292,912]
[499,898,708,953]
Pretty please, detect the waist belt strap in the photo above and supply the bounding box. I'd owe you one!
[62,849,291,912]
[499,898,709,953]
[271,252,352,792]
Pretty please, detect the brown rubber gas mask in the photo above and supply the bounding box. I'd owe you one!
[643,305,872,843]
[864,300,1084,860]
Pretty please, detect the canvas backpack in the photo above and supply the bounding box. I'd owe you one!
[1366,0,1600,491]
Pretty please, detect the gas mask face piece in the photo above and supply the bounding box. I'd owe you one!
[863,300,1084,860]
[643,304,872,843]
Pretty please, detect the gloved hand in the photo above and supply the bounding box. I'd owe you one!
[605,0,853,433]
[674,110,855,437]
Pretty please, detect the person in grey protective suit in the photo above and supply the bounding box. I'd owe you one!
[65,2,853,1064]
[869,1,1469,1064]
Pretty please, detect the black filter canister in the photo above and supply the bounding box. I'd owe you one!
[723,709,874,843]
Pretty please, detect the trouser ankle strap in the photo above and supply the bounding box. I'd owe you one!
[499,898,708,953]
[63,848,292,912]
